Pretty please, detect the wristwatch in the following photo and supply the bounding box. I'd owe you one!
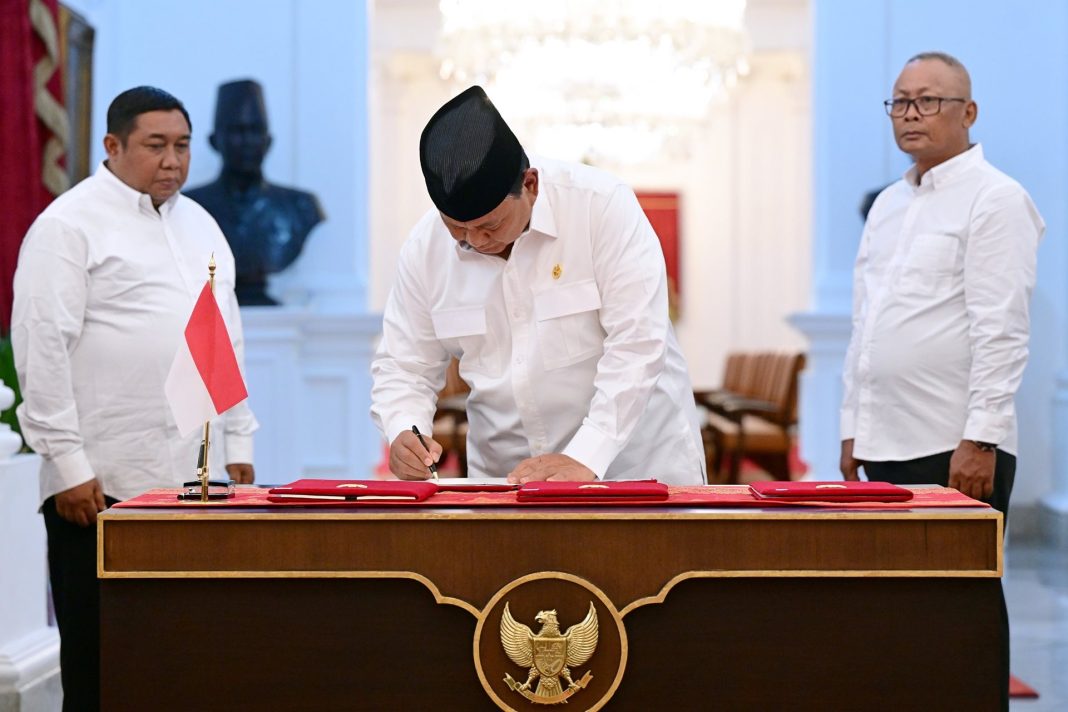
[970,440,997,452]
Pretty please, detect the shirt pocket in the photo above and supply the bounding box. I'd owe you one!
[898,233,960,297]
[534,278,605,370]
[431,306,500,377]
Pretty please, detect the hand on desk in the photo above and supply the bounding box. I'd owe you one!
[390,430,442,480]
[508,454,596,484]
[949,440,995,501]
[226,463,256,484]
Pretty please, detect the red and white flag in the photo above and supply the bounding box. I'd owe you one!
[165,281,248,435]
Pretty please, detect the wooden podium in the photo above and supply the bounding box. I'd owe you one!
[99,502,1003,711]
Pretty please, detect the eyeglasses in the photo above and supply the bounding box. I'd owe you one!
[883,96,967,117]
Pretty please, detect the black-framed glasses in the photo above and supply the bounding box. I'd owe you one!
[883,96,967,117]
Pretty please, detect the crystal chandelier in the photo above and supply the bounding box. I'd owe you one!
[437,0,749,164]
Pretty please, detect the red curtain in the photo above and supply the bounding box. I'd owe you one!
[0,0,64,334]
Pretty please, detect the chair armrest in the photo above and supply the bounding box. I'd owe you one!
[721,398,780,419]
[694,389,740,411]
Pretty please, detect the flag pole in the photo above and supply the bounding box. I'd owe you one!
[197,255,217,502]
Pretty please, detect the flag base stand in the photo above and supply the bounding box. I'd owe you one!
[177,479,236,501]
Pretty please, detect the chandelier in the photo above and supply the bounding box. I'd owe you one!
[437,0,749,164]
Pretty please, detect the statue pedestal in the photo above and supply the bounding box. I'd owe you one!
[0,453,62,711]
[240,308,382,485]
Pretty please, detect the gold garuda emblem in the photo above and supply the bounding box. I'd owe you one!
[501,602,598,705]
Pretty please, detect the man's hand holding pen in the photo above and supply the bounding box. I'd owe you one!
[389,427,443,480]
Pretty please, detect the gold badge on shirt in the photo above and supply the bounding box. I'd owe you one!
[552,264,562,280]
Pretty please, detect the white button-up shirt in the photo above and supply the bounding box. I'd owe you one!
[13,163,258,504]
[841,144,1044,460]
[371,157,705,484]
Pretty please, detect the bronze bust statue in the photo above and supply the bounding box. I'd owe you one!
[186,79,324,305]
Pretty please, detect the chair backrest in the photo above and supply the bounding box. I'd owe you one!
[438,358,470,400]
[722,352,746,392]
[759,352,805,426]
[728,351,805,426]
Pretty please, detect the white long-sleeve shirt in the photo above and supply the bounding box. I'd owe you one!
[841,144,1043,460]
[12,163,258,504]
[371,157,705,484]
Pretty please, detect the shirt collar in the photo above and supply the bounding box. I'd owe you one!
[94,161,181,216]
[526,156,557,240]
[527,184,557,240]
[904,143,983,191]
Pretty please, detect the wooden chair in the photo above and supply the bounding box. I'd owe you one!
[696,352,805,484]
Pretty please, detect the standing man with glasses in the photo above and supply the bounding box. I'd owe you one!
[839,52,1043,709]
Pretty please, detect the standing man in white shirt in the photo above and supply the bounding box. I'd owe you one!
[372,86,705,485]
[840,52,1043,515]
[840,55,1043,708]
[12,86,258,712]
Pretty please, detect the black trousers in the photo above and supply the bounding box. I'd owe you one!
[42,495,118,712]
[863,450,1015,712]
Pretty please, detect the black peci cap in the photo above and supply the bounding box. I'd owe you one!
[419,86,527,222]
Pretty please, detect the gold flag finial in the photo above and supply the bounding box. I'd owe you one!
[208,253,217,291]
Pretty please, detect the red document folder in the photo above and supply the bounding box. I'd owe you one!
[267,480,438,502]
[749,481,913,503]
[516,480,669,503]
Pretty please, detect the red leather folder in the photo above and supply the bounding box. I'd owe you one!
[516,480,669,503]
[267,479,438,502]
[749,480,913,502]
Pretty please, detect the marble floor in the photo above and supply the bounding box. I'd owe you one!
[1006,540,1068,711]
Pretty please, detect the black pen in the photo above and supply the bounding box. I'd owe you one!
[411,425,439,479]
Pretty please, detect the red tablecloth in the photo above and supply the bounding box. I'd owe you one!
[112,485,988,510]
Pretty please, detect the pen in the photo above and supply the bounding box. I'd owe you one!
[411,425,439,479]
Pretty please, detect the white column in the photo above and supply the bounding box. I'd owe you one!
[789,0,893,480]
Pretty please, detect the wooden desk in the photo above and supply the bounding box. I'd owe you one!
[99,504,1003,711]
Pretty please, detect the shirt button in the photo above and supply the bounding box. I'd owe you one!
[515,356,523,365]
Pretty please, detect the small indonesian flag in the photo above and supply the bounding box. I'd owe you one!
[165,281,248,436]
